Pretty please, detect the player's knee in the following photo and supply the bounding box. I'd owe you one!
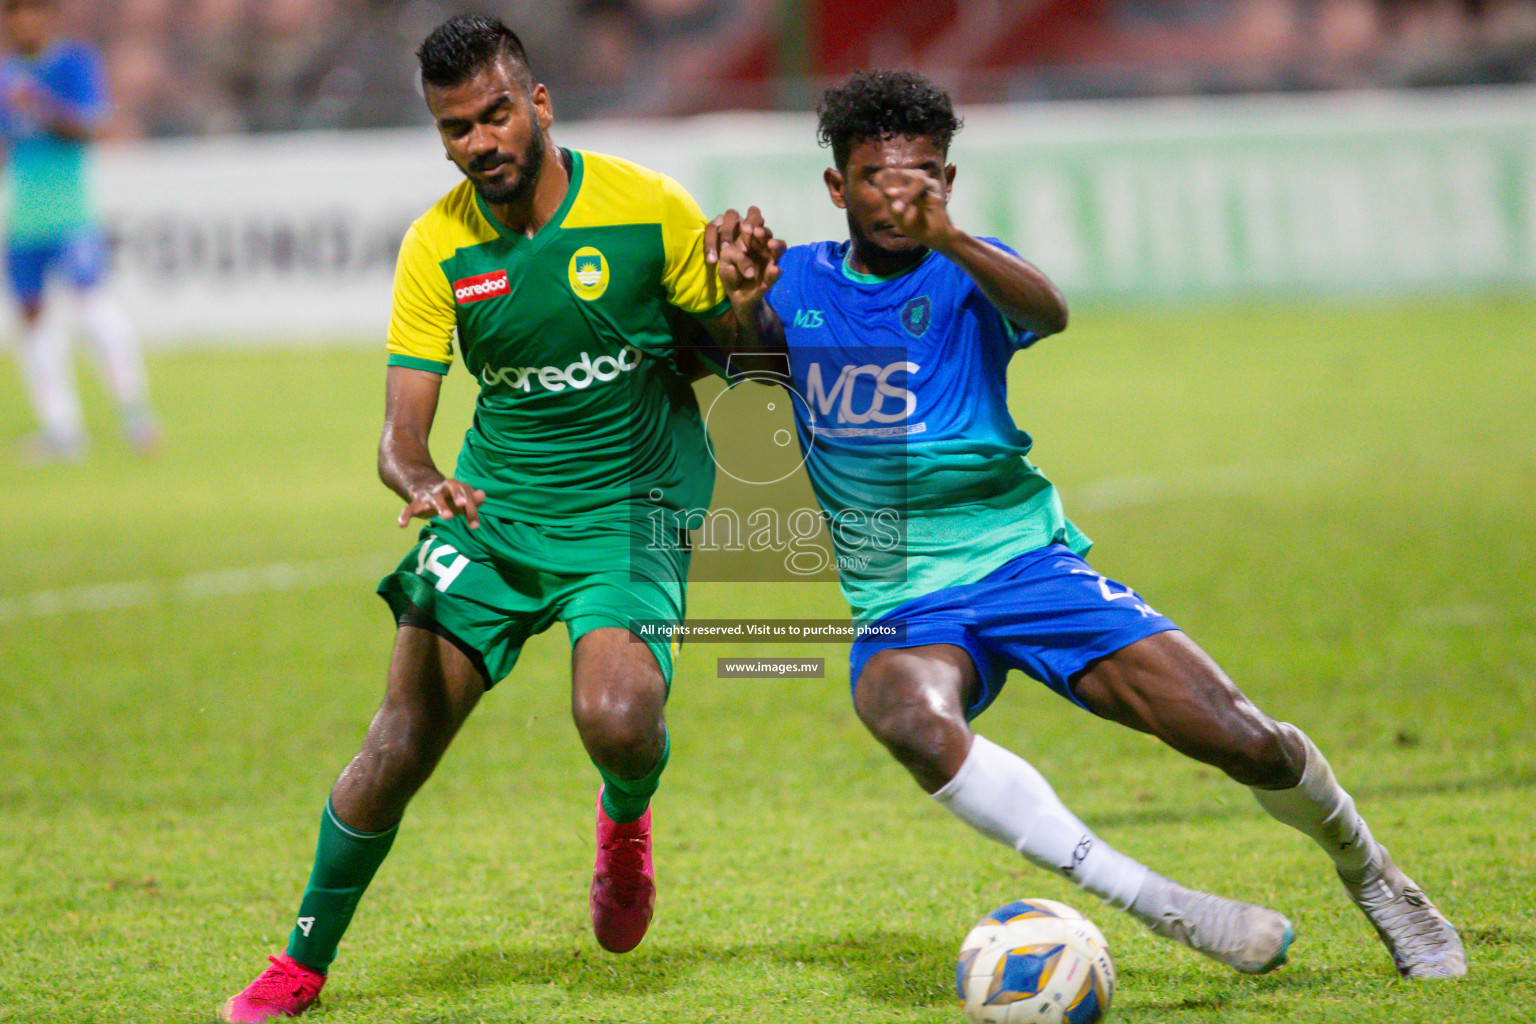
[854,674,955,771]
[572,684,664,769]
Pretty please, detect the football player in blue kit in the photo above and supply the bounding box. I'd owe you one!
[705,69,1464,980]
[0,0,157,460]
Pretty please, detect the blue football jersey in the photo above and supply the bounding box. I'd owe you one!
[0,40,107,241]
[768,238,1089,623]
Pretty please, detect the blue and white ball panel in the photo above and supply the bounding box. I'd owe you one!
[955,945,983,999]
[984,899,1084,925]
[958,901,1114,1024]
[985,943,1067,1004]
[1063,959,1111,1024]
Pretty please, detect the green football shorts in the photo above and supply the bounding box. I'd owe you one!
[377,512,686,686]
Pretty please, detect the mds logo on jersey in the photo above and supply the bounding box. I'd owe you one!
[803,360,924,435]
[568,246,610,300]
[453,269,510,305]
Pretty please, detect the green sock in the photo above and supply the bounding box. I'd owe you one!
[598,730,670,823]
[284,799,399,973]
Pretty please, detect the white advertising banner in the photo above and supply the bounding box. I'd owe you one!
[84,85,1536,346]
[93,130,461,346]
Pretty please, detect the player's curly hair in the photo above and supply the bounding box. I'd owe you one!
[816,69,963,170]
[417,13,534,90]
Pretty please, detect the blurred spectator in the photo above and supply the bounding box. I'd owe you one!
[1310,0,1384,87]
[27,0,1536,133]
[566,0,651,117]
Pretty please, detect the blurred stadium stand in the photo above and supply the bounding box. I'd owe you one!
[52,0,1536,135]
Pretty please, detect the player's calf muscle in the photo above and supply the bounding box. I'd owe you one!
[1159,713,1297,788]
[332,713,452,817]
[1219,717,1304,789]
[1076,634,1304,787]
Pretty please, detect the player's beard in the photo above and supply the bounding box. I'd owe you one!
[847,212,925,266]
[467,125,546,207]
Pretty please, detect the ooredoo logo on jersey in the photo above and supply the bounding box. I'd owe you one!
[480,344,644,393]
[453,270,511,305]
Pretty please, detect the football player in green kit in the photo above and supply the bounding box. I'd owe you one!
[222,15,779,1022]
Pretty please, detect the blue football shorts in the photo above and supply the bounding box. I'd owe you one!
[849,543,1179,719]
[5,229,108,303]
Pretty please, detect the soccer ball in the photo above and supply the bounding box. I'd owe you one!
[955,899,1115,1024]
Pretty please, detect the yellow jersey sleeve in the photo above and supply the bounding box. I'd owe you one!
[658,174,728,319]
[386,220,456,373]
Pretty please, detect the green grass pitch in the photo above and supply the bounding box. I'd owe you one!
[0,296,1531,1023]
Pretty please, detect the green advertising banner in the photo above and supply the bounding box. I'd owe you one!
[687,86,1536,299]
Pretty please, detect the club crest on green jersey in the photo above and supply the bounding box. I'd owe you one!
[568,246,610,300]
[900,296,932,337]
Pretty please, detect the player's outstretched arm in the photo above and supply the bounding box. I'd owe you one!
[378,365,487,529]
[875,168,1068,338]
[3,64,101,143]
[702,206,788,376]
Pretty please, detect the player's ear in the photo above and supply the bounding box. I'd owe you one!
[944,163,957,200]
[824,167,847,209]
[531,84,554,130]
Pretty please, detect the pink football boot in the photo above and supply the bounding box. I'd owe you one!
[222,952,325,1022]
[589,787,656,953]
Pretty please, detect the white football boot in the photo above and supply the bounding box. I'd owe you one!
[1339,846,1466,979]
[1130,873,1294,974]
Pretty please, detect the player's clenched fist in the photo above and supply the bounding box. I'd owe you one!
[398,478,487,529]
[872,167,956,249]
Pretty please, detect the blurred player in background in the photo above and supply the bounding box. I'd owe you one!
[709,68,1465,982]
[0,0,156,461]
[221,14,776,1023]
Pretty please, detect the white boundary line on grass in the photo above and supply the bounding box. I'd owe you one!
[0,554,387,625]
[0,461,1354,625]
[1073,460,1348,513]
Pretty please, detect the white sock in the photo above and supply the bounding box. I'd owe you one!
[77,289,150,413]
[933,734,1149,909]
[16,316,84,442]
[1250,722,1376,879]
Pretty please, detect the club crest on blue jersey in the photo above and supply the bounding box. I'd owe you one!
[900,295,932,337]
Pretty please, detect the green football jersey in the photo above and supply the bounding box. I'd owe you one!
[386,149,729,528]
